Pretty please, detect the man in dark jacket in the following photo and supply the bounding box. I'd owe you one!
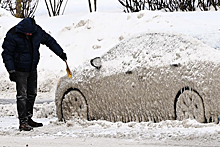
[1,18,67,131]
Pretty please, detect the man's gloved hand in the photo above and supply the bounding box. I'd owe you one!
[9,70,16,82]
[60,52,67,61]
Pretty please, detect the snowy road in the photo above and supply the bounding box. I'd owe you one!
[0,136,219,147]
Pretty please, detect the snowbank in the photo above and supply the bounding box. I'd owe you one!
[0,116,220,146]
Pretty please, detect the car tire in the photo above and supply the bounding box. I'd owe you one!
[175,88,205,123]
[61,89,88,122]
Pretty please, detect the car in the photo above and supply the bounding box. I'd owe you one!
[55,32,220,124]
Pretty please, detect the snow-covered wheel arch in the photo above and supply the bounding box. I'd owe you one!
[61,88,88,122]
[55,79,89,121]
[174,87,206,123]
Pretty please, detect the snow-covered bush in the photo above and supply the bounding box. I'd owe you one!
[118,0,220,12]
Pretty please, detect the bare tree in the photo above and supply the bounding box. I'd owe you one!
[118,0,220,12]
[94,0,97,11]
[1,0,39,18]
[0,0,9,9]
[88,0,92,12]
[118,0,146,12]
[44,0,68,17]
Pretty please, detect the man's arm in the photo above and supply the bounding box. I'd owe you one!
[40,27,65,58]
[1,32,16,72]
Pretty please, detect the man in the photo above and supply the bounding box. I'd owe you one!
[1,18,67,131]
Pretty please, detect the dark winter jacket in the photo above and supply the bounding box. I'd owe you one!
[1,18,64,72]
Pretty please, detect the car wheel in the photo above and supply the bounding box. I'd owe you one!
[61,89,88,122]
[175,88,205,123]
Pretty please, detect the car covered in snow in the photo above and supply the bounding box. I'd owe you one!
[55,33,220,124]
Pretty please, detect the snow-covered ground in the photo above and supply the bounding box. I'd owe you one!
[0,0,220,146]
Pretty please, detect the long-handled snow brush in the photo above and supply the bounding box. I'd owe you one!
[65,60,72,78]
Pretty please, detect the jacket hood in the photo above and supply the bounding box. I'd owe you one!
[16,18,37,34]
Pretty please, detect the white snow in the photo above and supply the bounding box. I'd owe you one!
[0,0,220,146]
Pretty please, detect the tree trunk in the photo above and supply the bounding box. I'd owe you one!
[16,0,23,18]
[88,0,92,12]
[94,0,97,11]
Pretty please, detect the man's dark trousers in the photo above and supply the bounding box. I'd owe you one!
[16,71,37,125]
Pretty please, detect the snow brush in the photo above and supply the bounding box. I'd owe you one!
[65,60,72,78]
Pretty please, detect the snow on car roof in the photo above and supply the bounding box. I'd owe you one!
[92,33,220,74]
[71,32,220,80]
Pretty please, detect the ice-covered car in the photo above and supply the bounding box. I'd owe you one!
[55,33,220,124]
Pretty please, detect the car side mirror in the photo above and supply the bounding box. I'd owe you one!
[90,57,102,70]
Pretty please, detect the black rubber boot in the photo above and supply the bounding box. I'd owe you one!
[28,118,43,127]
[19,124,33,131]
